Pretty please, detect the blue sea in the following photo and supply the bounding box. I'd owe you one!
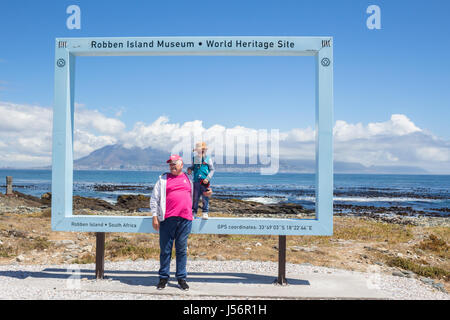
[0,169,449,216]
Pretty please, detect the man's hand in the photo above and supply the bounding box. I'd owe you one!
[152,216,159,231]
[203,178,208,184]
[187,168,192,175]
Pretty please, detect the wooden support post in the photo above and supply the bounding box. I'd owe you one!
[275,235,288,285]
[6,176,13,195]
[95,232,105,279]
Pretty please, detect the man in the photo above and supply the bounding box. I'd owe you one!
[150,155,193,291]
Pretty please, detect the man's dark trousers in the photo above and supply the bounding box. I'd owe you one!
[158,216,192,280]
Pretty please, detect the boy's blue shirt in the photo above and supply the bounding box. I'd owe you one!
[189,155,215,182]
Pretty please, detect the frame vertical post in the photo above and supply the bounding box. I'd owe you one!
[275,235,288,285]
[52,47,76,230]
[95,232,105,279]
[315,43,334,235]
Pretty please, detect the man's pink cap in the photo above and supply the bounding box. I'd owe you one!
[166,154,183,163]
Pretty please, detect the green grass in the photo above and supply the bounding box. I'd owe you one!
[15,236,52,252]
[106,236,159,260]
[0,245,16,258]
[387,256,449,281]
[30,237,51,250]
[416,234,449,259]
[73,253,96,264]
[333,218,414,243]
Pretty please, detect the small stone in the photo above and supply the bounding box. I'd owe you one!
[432,283,447,293]
[82,245,93,252]
[255,242,262,247]
[214,254,226,261]
[245,247,252,251]
[300,263,313,267]
[392,271,406,277]
[420,277,435,285]
[16,255,25,262]
[401,270,415,278]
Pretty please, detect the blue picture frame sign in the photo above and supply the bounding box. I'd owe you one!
[52,36,333,236]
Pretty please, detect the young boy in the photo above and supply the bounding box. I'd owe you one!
[187,142,215,219]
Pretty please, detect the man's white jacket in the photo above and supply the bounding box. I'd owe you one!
[150,172,194,222]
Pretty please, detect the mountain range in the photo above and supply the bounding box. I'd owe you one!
[72,144,427,174]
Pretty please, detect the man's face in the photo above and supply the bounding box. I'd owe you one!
[169,160,183,175]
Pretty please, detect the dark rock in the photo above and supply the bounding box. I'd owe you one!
[115,194,150,212]
[208,198,311,217]
[72,196,116,211]
[93,184,152,192]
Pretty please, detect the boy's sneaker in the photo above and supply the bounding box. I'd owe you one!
[178,279,189,291]
[202,212,209,220]
[157,278,168,290]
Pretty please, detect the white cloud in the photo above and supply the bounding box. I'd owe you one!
[74,129,118,158]
[75,107,126,136]
[333,114,421,142]
[416,146,450,162]
[0,101,448,173]
[0,102,124,167]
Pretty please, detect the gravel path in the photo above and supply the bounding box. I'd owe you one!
[0,259,448,300]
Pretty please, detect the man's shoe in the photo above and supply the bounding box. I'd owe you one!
[178,279,189,291]
[202,212,209,220]
[157,278,168,290]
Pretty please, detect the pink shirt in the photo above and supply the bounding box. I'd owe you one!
[165,173,192,220]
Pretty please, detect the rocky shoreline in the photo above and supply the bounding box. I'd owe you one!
[0,191,448,227]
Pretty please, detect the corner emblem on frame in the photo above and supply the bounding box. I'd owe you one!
[321,57,331,67]
[57,58,66,68]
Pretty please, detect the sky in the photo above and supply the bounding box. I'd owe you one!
[0,0,449,173]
